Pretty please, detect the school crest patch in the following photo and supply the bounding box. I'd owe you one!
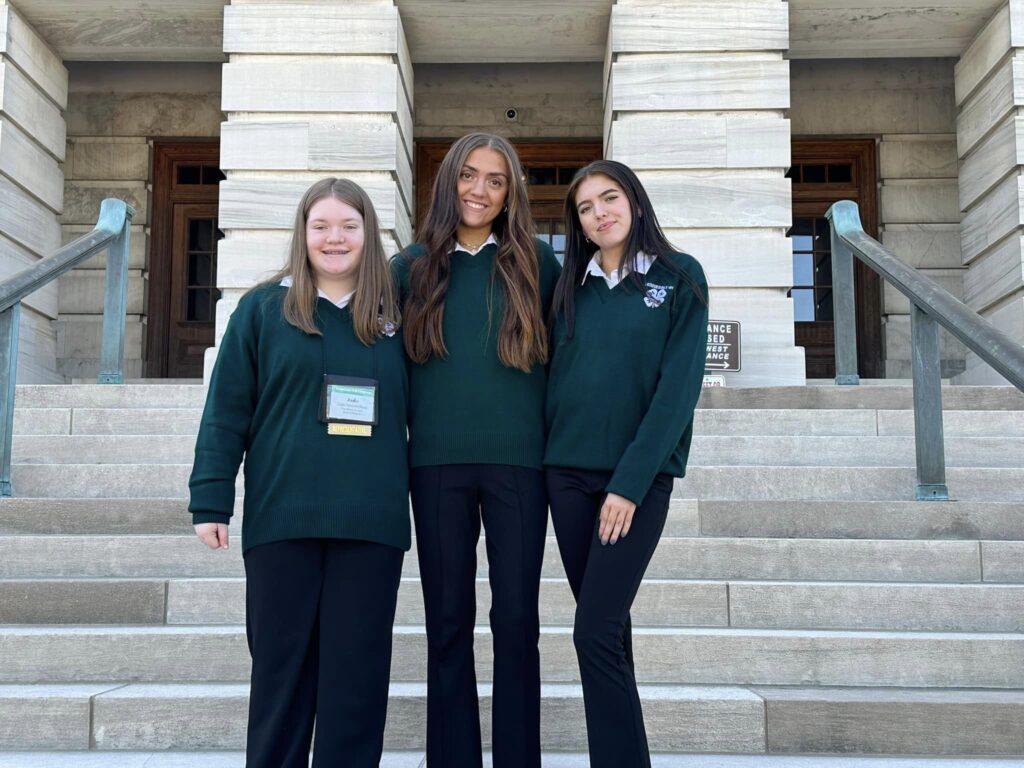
[379,316,397,337]
[644,282,673,308]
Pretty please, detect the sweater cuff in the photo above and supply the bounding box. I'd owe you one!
[604,476,646,508]
[192,512,231,526]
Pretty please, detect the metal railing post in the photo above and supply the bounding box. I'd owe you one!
[911,303,949,500]
[0,303,21,497]
[826,205,860,385]
[97,212,133,384]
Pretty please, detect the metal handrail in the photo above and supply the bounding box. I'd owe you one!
[826,200,1024,501]
[0,198,135,496]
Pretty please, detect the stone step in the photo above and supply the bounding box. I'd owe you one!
[688,436,1024,468]
[0,756,1022,768]
[10,463,1024,500]
[6,684,1024,753]
[12,406,1024,440]
[11,434,1024,468]
[698,500,1024,540]
[876,409,1024,436]
[5,577,1023,633]
[0,497,699,537]
[698,385,1024,411]
[0,498,195,535]
[2,626,1023,687]
[4,497,1020,542]
[675,466,1024,501]
[12,407,1024,439]
[0,683,766,753]
[14,385,207,410]
[3,684,1021,756]
[23,382,1009,413]
[756,687,1024,756]
[9,383,1004,413]
[0,534,993,583]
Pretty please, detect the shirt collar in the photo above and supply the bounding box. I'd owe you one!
[280,276,354,309]
[581,251,656,288]
[449,233,498,254]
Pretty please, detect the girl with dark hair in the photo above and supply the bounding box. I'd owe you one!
[393,133,561,768]
[545,160,709,768]
[189,178,408,768]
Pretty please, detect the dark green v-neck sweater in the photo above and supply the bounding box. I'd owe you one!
[544,253,709,505]
[392,239,561,468]
[188,285,411,553]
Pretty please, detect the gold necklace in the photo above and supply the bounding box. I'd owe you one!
[459,234,491,253]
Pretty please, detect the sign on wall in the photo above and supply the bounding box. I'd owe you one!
[705,320,741,373]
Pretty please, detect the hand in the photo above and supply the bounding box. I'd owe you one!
[599,493,637,545]
[195,523,229,550]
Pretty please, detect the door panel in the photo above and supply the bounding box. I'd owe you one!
[168,203,222,378]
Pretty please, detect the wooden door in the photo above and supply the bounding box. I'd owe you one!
[789,140,883,379]
[168,203,222,378]
[147,142,224,378]
[415,141,603,261]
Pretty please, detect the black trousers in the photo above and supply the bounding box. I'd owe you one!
[546,468,674,768]
[410,464,547,768]
[243,537,404,768]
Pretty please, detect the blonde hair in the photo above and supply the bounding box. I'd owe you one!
[255,177,400,345]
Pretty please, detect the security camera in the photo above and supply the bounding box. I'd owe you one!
[505,108,519,122]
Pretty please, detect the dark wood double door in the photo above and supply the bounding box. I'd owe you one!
[147,142,224,378]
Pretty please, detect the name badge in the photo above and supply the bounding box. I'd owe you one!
[319,375,378,437]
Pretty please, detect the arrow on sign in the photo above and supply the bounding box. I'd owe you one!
[705,361,730,369]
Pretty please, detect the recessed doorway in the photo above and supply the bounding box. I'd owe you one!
[147,141,224,378]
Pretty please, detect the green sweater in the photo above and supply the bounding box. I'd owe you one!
[188,285,411,553]
[544,253,709,505]
[392,239,561,468]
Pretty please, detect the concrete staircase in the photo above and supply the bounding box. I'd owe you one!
[2,383,1024,766]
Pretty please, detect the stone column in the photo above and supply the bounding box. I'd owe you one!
[604,0,804,386]
[955,1,1024,383]
[211,0,413,378]
[0,1,67,382]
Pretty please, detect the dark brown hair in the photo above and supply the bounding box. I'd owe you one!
[551,160,708,337]
[255,177,400,345]
[403,133,547,372]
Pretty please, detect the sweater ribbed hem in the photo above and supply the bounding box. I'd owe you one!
[410,431,544,469]
[240,502,411,555]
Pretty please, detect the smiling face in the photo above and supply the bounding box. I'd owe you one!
[574,173,634,262]
[305,196,364,292]
[456,146,510,236]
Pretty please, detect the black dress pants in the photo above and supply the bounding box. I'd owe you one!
[410,464,547,768]
[243,537,404,768]
[546,468,674,768]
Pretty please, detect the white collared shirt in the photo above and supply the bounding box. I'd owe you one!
[582,251,657,289]
[280,276,354,309]
[450,233,498,254]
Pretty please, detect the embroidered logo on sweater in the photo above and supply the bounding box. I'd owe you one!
[379,316,397,337]
[644,282,673,308]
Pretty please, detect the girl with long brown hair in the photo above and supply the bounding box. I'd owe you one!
[189,178,408,767]
[393,133,561,768]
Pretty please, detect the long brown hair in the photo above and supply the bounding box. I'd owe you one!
[254,177,400,345]
[403,133,547,372]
